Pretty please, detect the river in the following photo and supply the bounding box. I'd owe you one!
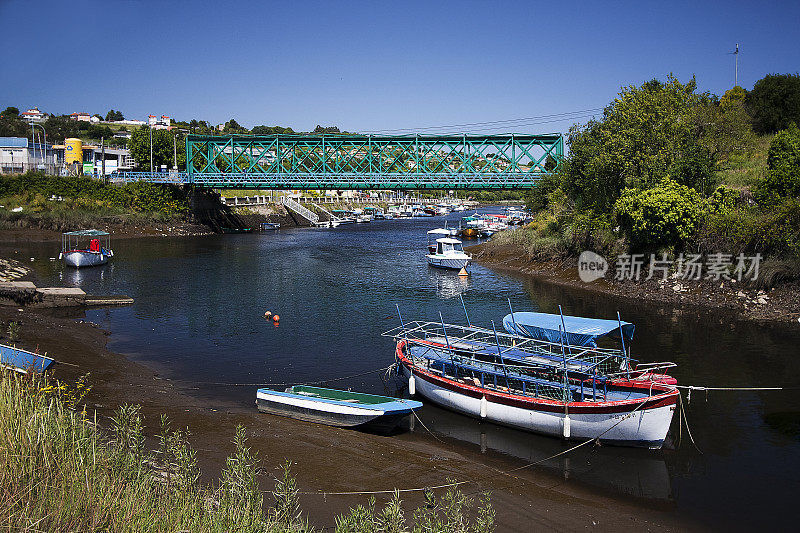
[23,210,800,531]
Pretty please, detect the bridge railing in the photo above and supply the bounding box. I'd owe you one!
[109,171,190,184]
[106,171,545,190]
[188,172,542,190]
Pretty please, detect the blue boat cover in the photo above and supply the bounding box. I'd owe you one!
[502,312,634,347]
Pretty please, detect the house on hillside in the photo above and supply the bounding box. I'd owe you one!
[20,107,46,123]
[69,112,91,122]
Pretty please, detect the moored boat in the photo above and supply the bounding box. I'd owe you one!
[426,237,471,270]
[256,385,422,433]
[1,343,54,373]
[426,227,457,254]
[503,311,677,384]
[384,317,679,448]
[60,230,113,268]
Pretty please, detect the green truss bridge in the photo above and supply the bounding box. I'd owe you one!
[115,133,564,190]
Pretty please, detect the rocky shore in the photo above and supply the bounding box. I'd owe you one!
[468,243,800,324]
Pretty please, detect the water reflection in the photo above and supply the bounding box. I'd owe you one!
[428,268,470,299]
[414,404,673,504]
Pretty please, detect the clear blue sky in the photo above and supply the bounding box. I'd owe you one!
[2,0,798,134]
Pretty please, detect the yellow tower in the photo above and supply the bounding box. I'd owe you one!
[64,138,82,165]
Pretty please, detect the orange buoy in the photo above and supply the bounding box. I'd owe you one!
[264,311,272,318]
[273,314,280,323]
[458,267,469,277]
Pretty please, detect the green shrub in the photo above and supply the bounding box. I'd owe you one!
[614,178,703,250]
[696,199,800,257]
[755,122,800,205]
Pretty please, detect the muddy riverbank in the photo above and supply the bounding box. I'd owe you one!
[468,242,800,324]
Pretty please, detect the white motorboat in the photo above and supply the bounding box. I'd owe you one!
[60,230,113,268]
[426,237,471,270]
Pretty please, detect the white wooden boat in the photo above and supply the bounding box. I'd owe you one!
[60,230,113,268]
[426,237,471,270]
[256,385,422,433]
[384,318,679,449]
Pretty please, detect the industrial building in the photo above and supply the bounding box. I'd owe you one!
[0,136,134,176]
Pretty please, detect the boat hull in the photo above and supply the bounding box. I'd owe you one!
[397,345,677,449]
[1,343,54,373]
[62,250,110,268]
[427,256,470,270]
[256,388,420,433]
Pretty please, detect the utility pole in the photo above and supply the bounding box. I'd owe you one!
[101,137,106,181]
[733,43,739,87]
[173,132,177,170]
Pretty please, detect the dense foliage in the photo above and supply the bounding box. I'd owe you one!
[516,73,800,278]
[614,179,703,249]
[746,73,800,134]
[128,127,186,171]
[0,172,190,215]
[558,76,714,213]
[755,122,800,205]
[105,109,124,121]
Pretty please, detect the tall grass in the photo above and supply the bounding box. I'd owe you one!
[0,371,493,532]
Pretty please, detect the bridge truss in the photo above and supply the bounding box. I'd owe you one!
[185,133,563,190]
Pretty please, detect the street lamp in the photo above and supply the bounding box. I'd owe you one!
[31,123,47,171]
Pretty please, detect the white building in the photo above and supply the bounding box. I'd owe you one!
[148,114,171,130]
[20,107,46,123]
[0,137,56,173]
[69,112,91,122]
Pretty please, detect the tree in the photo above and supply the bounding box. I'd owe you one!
[105,109,124,121]
[755,122,800,204]
[252,125,295,135]
[745,73,800,134]
[559,75,714,212]
[128,127,186,170]
[223,119,247,134]
[313,125,340,134]
[44,115,82,141]
[693,92,755,173]
[719,86,747,109]
[0,112,28,137]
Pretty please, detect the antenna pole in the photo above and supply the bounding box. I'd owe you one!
[735,43,739,87]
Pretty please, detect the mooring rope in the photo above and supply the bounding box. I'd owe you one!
[295,395,651,497]
[675,385,785,391]
[166,364,397,388]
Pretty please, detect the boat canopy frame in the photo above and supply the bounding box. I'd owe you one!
[61,229,111,253]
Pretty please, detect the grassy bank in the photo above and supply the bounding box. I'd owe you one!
[0,172,191,232]
[0,370,494,532]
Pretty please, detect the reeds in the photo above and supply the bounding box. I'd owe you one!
[0,371,494,532]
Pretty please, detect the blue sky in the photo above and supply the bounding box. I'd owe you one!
[2,0,798,134]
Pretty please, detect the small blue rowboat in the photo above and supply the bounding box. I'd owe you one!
[256,385,422,433]
[1,343,55,373]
